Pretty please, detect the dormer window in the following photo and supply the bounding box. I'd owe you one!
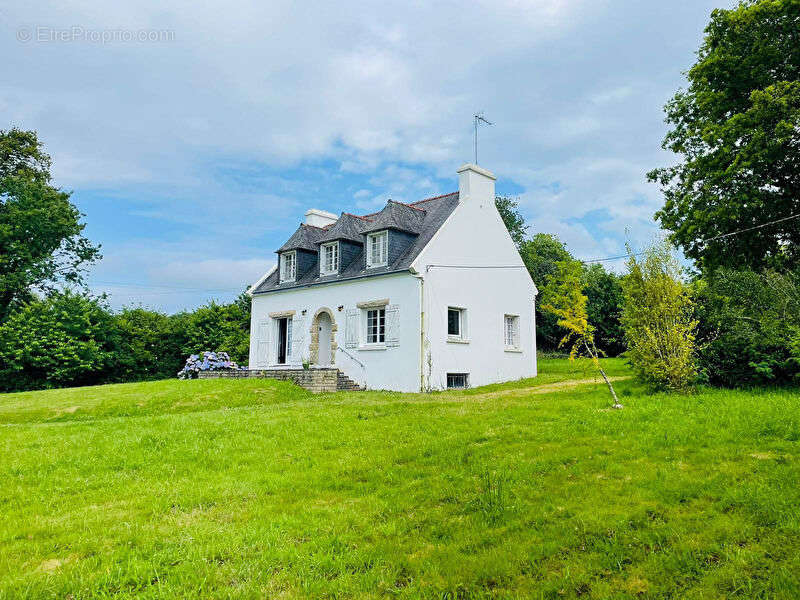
[366,231,388,268]
[279,251,296,282]
[320,242,339,276]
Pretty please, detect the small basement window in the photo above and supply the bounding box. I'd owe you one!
[446,373,469,389]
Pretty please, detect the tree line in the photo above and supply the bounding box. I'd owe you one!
[0,290,252,392]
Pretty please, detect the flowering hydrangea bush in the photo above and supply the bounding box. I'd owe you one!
[177,351,247,379]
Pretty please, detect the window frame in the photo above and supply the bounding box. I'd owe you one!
[279,251,297,283]
[504,314,521,350]
[273,316,293,365]
[447,307,468,343]
[364,307,386,346]
[320,241,339,276]
[446,373,470,389]
[366,231,388,268]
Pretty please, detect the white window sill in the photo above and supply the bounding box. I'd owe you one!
[279,280,296,284]
[504,347,523,353]
[447,337,470,344]
[366,264,388,270]
[358,344,386,351]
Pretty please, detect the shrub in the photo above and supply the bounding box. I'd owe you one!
[0,291,119,391]
[180,293,251,364]
[112,307,186,382]
[621,242,698,391]
[694,269,800,387]
[177,351,246,379]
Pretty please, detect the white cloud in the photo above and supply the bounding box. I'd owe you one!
[1,0,732,308]
[88,240,273,311]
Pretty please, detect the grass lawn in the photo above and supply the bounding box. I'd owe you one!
[1,358,799,599]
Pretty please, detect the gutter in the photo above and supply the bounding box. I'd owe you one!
[251,268,412,295]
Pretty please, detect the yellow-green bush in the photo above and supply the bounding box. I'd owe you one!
[621,242,698,391]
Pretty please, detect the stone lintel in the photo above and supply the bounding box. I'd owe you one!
[356,298,389,309]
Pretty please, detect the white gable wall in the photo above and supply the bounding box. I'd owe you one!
[412,164,538,389]
[249,272,421,392]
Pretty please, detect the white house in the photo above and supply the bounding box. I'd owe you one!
[248,164,538,392]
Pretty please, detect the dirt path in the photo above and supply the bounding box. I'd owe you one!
[330,375,632,406]
[467,376,631,400]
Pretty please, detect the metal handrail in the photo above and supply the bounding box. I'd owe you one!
[336,346,365,368]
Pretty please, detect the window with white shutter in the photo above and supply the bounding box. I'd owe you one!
[365,308,386,344]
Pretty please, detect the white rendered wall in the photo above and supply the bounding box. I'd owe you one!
[413,164,538,390]
[249,272,421,392]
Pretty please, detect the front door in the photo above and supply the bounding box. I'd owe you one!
[277,317,289,364]
[317,312,332,366]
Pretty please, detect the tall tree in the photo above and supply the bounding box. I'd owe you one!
[0,128,52,181]
[0,129,100,320]
[495,195,528,248]
[582,264,625,357]
[649,0,800,272]
[519,233,573,351]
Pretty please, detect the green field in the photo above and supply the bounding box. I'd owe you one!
[1,359,799,599]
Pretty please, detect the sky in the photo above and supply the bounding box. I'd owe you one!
[1,0,733,312]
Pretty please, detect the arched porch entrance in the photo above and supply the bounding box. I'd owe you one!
[310,307,337,367]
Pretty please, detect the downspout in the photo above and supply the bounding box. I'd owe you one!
[410,267,425,392]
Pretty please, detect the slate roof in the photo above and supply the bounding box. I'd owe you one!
[253,192,459,294]
[359,200,426,235]
[276,223,329,252]
[319,212,370,244]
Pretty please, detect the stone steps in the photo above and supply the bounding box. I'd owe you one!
[199,368,364,393]
[336,372,365,392]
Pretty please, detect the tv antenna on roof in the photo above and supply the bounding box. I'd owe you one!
[473,112,493,164]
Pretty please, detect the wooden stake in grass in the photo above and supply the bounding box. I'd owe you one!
[541,259,623,409]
